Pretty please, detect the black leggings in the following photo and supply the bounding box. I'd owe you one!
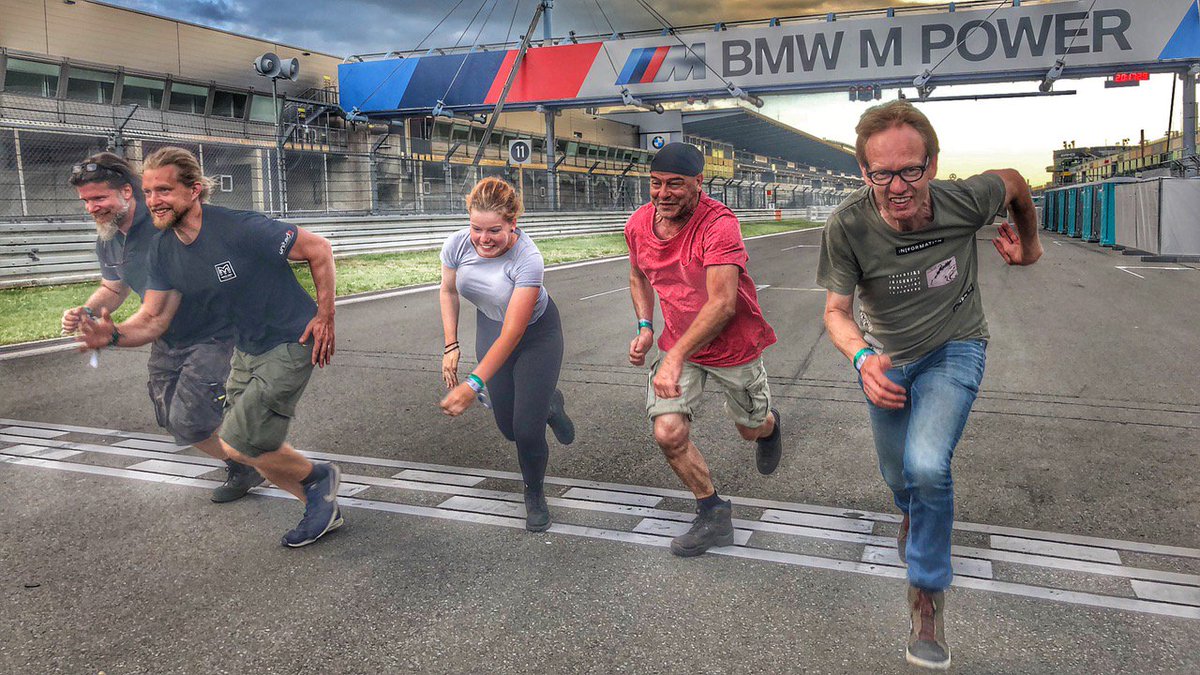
[475,296,564,491]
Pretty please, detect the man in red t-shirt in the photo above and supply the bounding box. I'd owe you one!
[626,142,784,557]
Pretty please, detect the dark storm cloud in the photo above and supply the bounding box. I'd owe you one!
[100,0,924,57]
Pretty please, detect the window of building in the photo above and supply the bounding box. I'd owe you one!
[64,67,116,104]
[122,76,165,108]
[4,58,61,97]
[168,82,208,114]
[249,94,280,122]
[211,89,247,119]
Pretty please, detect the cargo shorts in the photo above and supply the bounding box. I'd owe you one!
[221,342,314,457]
[146,338,235,445]
[645,356,772,428]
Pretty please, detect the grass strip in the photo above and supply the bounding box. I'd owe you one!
[2,219,816,346]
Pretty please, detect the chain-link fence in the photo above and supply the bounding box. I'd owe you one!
[0,91,851,222]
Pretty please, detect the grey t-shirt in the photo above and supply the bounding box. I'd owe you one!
[816,174,1006,365]
[440,228,548,324]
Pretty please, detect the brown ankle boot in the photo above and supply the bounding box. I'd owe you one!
[906,585,951,670]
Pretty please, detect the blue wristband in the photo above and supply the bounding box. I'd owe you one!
[853,347,876,372]
[637,319,653,331]
[465,373,484,394]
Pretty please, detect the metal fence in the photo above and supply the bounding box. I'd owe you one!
[1,92,852,222]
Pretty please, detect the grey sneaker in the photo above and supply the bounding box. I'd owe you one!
[906,586,951,670]
[524,486,551,532]
[547,389,575,445]
[211,460,265,503]
[670,500,735,557]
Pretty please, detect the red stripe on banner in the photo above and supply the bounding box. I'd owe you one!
[640,46,670,84]
[499,43,604,103]
[484,50,521,104]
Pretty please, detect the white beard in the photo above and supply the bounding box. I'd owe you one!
[93,201,131,241]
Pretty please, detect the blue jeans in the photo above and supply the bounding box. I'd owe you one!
[863,339,987,591]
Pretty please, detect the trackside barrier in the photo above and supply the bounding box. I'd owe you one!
[0,208,815,288]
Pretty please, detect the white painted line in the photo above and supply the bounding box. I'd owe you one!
[115,438,191,453]
[1131,580,1200,606]
[744,226,823,241]
[0,444,81,460]
[580,286,629,301]
[761,509,877,534]
[127,459,216,478]
[6,417,1200,560]
[633,518,753,546]
[990,536,1122,565]
[862,545,994,579]
[1116,265,1190,280]
[1116,267,1145,279]
[0,426,70,439]
[439,495,526,517]
[6,453,1199,620]
[561,487,663,507]
[781,244,820,250]
[770,287,827,292]
[755,284,771,291]
[394,469,486,487]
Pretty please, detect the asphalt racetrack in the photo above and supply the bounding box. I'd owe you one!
[2,226,1198,673]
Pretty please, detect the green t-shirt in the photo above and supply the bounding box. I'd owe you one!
[816,174,1006,365]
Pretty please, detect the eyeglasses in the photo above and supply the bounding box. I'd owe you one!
[865,157,929,186]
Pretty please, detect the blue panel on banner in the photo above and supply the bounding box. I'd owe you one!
[628,48,656,84]
[338,59,419,113]
[1161,0,1200,60]
[615,48,645,86]
[397,51,508,109]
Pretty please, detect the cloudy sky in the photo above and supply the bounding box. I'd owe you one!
[102,0,1180,184]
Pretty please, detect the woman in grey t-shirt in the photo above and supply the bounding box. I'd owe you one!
[438,177,575,532]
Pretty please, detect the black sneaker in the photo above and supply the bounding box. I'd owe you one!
[906,586,952,670]
[755,409,783,475]
[547,389,575,445]
[524,486,551,532]
[211,460,265,503]
[670,500,734,557]
[282,463,343,548]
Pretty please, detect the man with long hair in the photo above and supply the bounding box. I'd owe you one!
[79,146,342,548]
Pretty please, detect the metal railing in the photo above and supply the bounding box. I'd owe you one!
[0,208,822,288]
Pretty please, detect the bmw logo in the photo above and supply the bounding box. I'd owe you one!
[651,135,666,149]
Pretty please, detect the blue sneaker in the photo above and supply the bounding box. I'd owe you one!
[282,462,344,548]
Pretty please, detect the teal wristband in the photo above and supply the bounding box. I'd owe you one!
[853,347,876,372]
[637,319,653,331]
[465,374,485,393]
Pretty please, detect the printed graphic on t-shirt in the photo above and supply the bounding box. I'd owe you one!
[896,238,944,256]
[278,228,295,256]
[887,269,923,295]
[214,260,237,282]
[926,256,958,288]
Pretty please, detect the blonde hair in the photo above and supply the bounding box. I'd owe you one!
[466,177,523,223]
[142,146,215,200]
[854,100,940,168]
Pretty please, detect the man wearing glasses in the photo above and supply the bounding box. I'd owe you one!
[817,100,1041,670]
[64,153,256,503]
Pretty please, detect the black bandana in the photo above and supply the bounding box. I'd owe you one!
[650,142,704,176]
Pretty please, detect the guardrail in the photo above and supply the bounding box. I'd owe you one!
[1,207,831,289]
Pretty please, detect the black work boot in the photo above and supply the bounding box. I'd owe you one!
[546,389,575,445]
[524,486,551,532]
[211,460,264,503]
[755,408,783,475]
[670,500,735,557]
[906,585,951,670]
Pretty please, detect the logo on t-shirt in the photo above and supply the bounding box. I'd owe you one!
[887,270,923,295]
[279,228,295,256]
[896,238,944,256]
[926,256,958,288]
[952,283,975,312]
[214,261,237,283]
